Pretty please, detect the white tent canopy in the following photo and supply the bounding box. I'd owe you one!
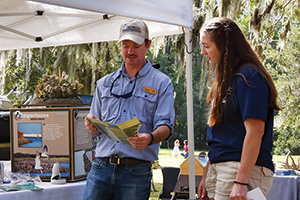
[0,0,193,50]
[0,0,197,198]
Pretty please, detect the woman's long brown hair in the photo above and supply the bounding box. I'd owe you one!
[201,17,281,127]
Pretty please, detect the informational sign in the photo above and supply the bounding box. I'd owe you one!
[10,107,93,181]
[72,108,93,178]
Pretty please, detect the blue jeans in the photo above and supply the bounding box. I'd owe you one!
[181,152,188,158]
[83,157,152,200]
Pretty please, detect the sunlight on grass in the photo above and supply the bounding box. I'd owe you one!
[150,148,203,199]
[273,155,300,169]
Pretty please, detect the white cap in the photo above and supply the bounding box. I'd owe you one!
[118,19,149,45]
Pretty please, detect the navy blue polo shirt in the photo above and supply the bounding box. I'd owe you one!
[207,66,275,171]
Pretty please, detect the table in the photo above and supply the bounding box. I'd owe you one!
[267,175,300,200]
[0,180,86,200]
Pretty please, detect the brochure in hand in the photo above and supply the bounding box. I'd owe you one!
[86,117,141,145]
[247,187,266,200]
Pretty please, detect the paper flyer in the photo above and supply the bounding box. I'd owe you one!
[86,117,141,145]
[247,187,266,200]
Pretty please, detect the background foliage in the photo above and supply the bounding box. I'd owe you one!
[1,0,300,154]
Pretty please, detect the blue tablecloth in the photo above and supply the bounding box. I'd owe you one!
[267,175,300,200]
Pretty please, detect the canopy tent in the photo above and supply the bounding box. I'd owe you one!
[0,0,196,198]
[0,0,192,50]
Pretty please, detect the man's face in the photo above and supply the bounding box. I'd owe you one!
[121,40,150,68]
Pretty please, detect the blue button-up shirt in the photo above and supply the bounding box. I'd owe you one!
[90,61,175,161]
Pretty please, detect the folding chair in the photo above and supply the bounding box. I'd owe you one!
[159,166,180,200]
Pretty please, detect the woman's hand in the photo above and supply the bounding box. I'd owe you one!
[198,160,210,199]
[198,177,207,199]
[230,184,248,200]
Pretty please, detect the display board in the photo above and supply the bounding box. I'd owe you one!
[0,111,10,160]
[10,107,93,181]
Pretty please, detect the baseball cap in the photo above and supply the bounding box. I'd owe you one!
[118,19,149,45]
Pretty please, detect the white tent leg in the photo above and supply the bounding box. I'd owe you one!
[185,27,195,199]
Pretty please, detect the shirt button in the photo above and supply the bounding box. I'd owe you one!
[123,110,126,112]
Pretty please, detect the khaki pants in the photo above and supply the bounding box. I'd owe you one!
[206,161,273,200]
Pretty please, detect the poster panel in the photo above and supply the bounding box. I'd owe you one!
[72,108,93,179]
[11,109,71,180]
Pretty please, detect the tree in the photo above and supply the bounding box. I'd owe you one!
[1,41,120,104]
[267,17,300,155]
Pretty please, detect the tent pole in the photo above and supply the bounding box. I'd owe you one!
[185,27,195,199]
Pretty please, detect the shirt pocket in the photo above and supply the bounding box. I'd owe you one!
[133,89,157,124]
[100,88,120,121]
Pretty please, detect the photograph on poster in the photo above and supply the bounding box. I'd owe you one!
[17,122,42,148]
[74,150,92,177]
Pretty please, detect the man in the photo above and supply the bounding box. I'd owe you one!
[83,18,175,200]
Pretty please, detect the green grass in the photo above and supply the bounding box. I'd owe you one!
[150,148,203,199]
[150,148,300,199]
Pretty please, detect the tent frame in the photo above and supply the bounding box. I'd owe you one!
[0,0,196,198]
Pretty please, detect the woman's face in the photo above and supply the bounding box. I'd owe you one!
[200,32,221,65]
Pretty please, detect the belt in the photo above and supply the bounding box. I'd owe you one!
[99,156,150,166]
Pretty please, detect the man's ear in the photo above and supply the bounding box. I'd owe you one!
[146,40,152,49]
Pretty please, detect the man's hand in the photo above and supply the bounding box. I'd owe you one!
[127,125,170,150]
[84,113,100,137]
[127,133,151,150]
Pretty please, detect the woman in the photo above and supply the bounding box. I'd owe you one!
[197,17,281,200]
